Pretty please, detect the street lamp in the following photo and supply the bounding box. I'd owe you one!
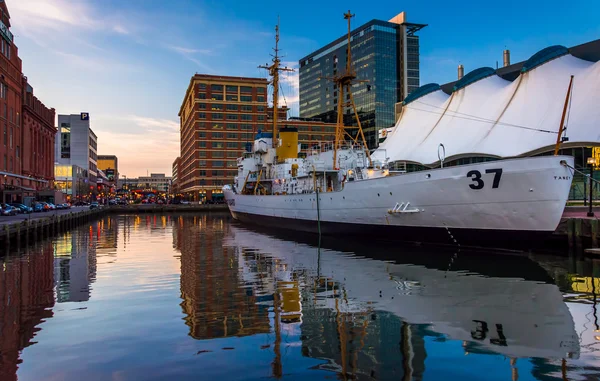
[588,157,597,217]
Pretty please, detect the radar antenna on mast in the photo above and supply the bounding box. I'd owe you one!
[259,18,294,148]
[322,11,372,169]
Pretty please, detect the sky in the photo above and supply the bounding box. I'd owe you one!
[9,0,600,177]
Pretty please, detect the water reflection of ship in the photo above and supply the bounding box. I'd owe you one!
[225,224,581,379]
[0,242,55,381]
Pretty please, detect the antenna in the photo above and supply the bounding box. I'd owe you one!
[258,18,294,148]
[322,10,372,169]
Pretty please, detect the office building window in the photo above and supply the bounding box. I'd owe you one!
[198,103,206,109]
[226,123,238,130]
[212,161,224,167]
[240,86,252,93]
[211,84,223,91]
[226,95,238,101]
[226,85,238,92]
[241,114,252,121]
[241,95,252,102]
[241,105,253,112]
[257,87,266,94]
[198,112,206,119]
[211,104,223,111]
[226,104,238,111]
[212,94,224,101]
[212,151,224,158]
[212,113,223,120]
[226,114,238,120]
[212,132,224,138]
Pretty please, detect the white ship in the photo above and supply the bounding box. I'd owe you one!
[225,225,580,361]
[224,14,575,248]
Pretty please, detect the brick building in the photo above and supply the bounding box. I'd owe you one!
[178,74,336,202]
[0,0,24,201]
[0,0,55,203]
[178,74,269,201]
[22,78,56,193]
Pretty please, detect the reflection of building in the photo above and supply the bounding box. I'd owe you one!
[55,113,98,185]
[54,164,87,201]
[0,242,55,381]
[97,155,118,184]
[175,215,271,339]
[299,11,426,147]
[54,231,97,303]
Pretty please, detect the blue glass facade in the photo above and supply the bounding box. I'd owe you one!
[299,18,425,148]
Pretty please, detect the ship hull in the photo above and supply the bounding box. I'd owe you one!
[224,156,574,248]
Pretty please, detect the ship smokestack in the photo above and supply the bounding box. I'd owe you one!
[458,64,464,80]
[503,49,510,67]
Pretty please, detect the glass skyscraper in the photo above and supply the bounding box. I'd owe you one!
[299,12,426,148]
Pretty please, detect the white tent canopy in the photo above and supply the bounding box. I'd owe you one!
[373,47,600,166]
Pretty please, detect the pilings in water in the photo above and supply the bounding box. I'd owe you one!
[559,216,600,254]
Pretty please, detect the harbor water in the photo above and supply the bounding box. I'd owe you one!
[1,213,600,380]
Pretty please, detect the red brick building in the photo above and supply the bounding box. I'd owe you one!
[22,78,56,192]
[0,1,55,203]
[0,0,24,202]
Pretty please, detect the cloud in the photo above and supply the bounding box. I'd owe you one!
[94,115,180,177]
[278,61,300,116]
[166,44,216,72]
[113,25,129,35]
[168,46,212,55]
[126,115,179,132]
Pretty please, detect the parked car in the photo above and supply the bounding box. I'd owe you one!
[180,200,191,205]
[89,202,99,210]
[9,203,32,214]
[56,203,65,210]
[1,204,18,216]
[108,199,117,205]
[33,203,44,213]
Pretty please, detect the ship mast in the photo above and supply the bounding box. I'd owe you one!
[329,11,372,169]
[259,19,294,148]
